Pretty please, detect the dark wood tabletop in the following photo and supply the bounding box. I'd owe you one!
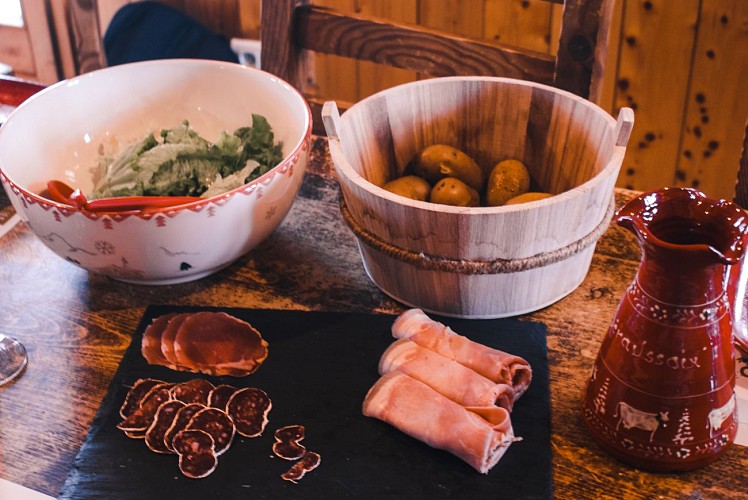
[1,79,746,499]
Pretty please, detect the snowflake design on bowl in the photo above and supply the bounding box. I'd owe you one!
[95,240,115,255]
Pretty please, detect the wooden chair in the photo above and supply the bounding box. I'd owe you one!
[261,0,616,134]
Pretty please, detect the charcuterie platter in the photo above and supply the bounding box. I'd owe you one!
[59,306,551,498]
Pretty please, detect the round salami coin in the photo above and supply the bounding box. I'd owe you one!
[226,387,272,438]
[207,384,236,411]
[119,378,166,419]
[163,403,205,453]
[272,425,306,460]
[145,400,186,454]
[281,451,321,483]
[172,429,218,479]
[117,384,172,432]
[170,379,214,405]
[186,407,236,456]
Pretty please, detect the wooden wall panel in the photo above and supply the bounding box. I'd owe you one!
[677,0,748,200]
[419,0,485,36]
[313,0,417,103]
[612,0,700,192]
[483,0,554,52]
[350,0,417,100]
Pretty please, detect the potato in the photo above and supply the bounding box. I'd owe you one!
[504,192,552,205]
[383,175,431,201]
[411,145,484,190]
[429,177,479,207]
[486,159,531,207]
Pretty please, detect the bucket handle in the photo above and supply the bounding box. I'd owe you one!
[615,107,635,147]
[322,101,342,141]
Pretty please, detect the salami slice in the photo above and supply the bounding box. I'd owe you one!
[145,400,186,454]
[207,384,236,411]
[141,313,178,367]
[119,378,166,419]
[226,387,272,438]
[170,378,214,405]
[272,425,306,460]
[281,451,321,483]
[172,429,218,479]
[117,384,172,432]
[124,429,146,439]
[186,407,236,456]
[163,403,205,453]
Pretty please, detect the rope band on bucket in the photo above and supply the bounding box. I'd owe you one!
[339,196,616,275]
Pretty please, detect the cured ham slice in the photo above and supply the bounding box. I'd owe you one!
[362,371,515,474]
[141,313,178,367]
[392,309,532,399]
[141,312,269,377]
[379,339,515,410]
[173,312,269,377]
[160,313,192,370]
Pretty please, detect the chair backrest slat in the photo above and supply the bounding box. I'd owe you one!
[294,6,556,82]
[261,0,615,134]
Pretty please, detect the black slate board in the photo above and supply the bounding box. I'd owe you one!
[60,306,552,499]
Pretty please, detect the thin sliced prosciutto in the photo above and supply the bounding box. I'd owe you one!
[363,371,516,474]
[173,312,269,377]
[391,309,532,399]
[379,338,515,410]
[141,313,178,367]
[160,313,192,370]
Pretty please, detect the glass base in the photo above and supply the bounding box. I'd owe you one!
[0,334,27,385]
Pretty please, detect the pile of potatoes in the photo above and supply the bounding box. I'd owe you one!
[382,144,552,207]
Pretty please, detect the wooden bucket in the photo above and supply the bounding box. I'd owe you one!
[323,77,634,319]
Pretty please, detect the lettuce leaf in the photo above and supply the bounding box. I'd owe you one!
[89,115,284,198]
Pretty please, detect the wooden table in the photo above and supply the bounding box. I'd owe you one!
[1,84,746,498]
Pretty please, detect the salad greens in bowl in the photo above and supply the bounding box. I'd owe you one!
[0,59,312,284]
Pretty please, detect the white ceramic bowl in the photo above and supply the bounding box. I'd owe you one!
[0,59,311,284]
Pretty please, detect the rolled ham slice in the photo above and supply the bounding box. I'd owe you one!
[392,309,532,399]
[379,339,515,410]
[363,371,515,474]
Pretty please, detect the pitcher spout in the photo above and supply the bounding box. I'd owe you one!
[616,187,748,265]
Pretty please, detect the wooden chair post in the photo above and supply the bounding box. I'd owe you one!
[554,0,614,102]
[261,0,314,96]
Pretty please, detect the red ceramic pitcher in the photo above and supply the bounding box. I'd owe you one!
[582,187,748,471]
